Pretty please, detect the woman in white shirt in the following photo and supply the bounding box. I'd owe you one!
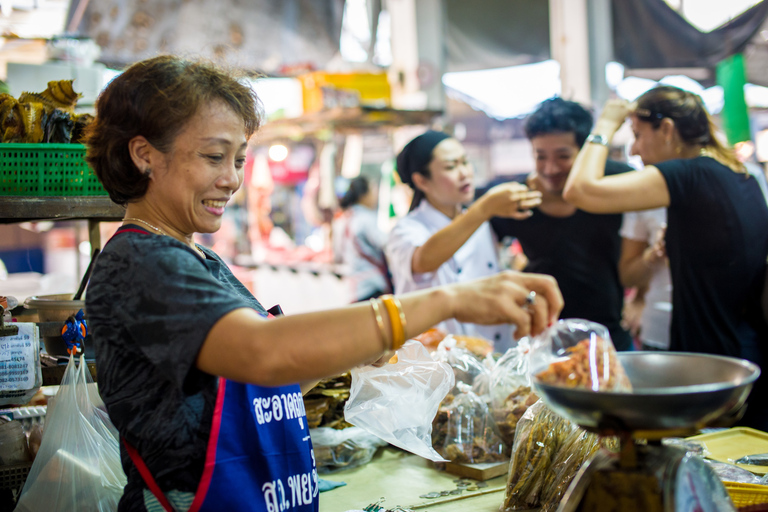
[386,131,542,351]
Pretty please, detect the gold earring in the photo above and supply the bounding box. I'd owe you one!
[675,146,681,155]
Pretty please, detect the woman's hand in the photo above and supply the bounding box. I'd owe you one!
[444,270,563,338]
[594,98,632,136]
[476,182,542,220]
[642,224,667,268]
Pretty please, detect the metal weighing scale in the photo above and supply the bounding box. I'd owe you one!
[533,352,761,512]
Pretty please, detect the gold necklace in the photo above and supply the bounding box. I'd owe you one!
[123,217,205,258]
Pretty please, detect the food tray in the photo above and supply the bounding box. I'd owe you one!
[687,427,768,474]
[724,481,768,507]
[0,143,107,196]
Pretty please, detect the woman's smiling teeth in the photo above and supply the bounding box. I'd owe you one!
[202,199,227,215]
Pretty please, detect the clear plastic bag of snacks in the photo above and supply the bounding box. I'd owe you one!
[502,400,575,510]
[529,319,632,392]
[489,339,539,454]
[431,383,505,464]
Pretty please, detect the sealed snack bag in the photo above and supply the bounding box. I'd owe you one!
[431,383,505,464]
[489,340,539,452]
[502,400,575,510]
[529,319,632,392]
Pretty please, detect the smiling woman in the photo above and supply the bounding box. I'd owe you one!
[82,56,564,512]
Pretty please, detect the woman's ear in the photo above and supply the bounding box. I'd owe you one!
[660,118,677,142]
[411,172,429,194]
[128,136,154,175]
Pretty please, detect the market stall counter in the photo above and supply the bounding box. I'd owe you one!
[318,447,507,512]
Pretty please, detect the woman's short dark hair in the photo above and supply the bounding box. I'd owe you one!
[340,176,370,209]
[524,97,594,147]
[85,55,262,205]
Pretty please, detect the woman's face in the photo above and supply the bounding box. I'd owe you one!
[630,115,674,165]
[417,138,474,210]
[146,100,248,235]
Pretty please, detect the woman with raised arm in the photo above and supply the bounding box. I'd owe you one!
[563,85,768,429]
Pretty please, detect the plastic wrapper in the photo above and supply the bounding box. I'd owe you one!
[502,400,576,510]
[539,429,605,511]
[661,437,710,458]
[703,460,765,485]
[530,319,632,392]
[433,339,490,394]
[490,340,539,453]
[431,383,505,464]
[344,340,454,462]
[310,426,387,473]
[16,354,126,512]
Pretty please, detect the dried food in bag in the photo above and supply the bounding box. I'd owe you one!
[502,400,575,510]
[431,383,505,464]
[310,426,387,473]
[531,319,632,392]
[490,339,538,452]
[539,429,604,511]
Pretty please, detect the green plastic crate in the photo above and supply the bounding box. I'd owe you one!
[0,143,107,196]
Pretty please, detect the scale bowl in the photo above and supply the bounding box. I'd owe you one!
[534,352,761,433]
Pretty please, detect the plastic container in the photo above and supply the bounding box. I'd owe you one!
[0,143,107,196]
[724,481,768,508]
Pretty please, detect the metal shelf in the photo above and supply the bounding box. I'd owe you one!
[0,196,124,223]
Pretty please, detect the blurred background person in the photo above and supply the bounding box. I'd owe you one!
[619,210,671,351]
[333,176,391,301]
[564,85,768,430]
[386,130,541,351]
[487,97,634,351]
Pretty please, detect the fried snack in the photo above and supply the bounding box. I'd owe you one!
[535,336,632,391]
[453,334,494,357]
[18,80,82,113]
[414,328,447,352]
[303,373,353,429]
[1,82,92,143]
[19,102,47,143]
[502,403,575,510]
[0,94,24,142]
[492,385,539,455]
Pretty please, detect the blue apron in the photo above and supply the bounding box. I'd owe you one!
[116,227,317,511]
[126,378,318,511]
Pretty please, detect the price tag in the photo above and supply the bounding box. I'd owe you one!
[0,323,39,391]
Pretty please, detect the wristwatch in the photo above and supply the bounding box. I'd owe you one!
[586,133,610,146]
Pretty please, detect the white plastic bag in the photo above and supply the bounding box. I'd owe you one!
[344,340,454,462]
[15,354,126,512]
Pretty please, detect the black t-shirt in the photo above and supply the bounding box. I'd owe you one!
[489,160,632,350]
[86,226,266,511]
[656,157,768,361]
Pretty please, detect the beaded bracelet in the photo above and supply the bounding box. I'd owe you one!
[380,295,407,350]
[369,298,389,350]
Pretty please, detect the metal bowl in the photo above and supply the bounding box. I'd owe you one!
[534,352,761,432]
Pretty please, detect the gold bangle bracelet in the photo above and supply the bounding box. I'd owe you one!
[369,298,388,350]
[380,295,406,350]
